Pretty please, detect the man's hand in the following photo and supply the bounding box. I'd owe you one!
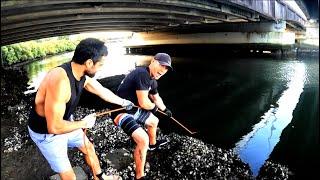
[121,99,134,110]
[82,113,96,128]
[164,108,172,117]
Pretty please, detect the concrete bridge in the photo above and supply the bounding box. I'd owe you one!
[1,0,308,47]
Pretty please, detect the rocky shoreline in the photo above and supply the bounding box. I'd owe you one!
[1,67,290,179]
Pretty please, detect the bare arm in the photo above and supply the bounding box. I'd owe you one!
[45,69,86,134]
[84,76,124,106]
[149,93,166,111]
[136,90,157,110]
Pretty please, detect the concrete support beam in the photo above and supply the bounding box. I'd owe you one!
[125,31,295,47]
[161,21,286,33]
[2,13,204,31]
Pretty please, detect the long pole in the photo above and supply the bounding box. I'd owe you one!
[95,107,125,117]
[156,110,197,135]
[93,106,197,134]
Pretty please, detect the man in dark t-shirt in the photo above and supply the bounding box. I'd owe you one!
[117,66,158,109]
[115,53,173,180]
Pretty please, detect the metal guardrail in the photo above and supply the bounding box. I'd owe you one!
[226,0,306,26]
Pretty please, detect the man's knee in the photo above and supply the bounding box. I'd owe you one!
[139,132,149,148]
[114,113,125,126]
[59,167,76,180]
[87,141,95,152]
[146,115,159,128]
[132,129,149,148]
[118,114,140,136]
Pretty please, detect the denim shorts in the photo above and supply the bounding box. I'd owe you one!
[28,126,85,173]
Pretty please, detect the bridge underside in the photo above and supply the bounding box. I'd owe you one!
[1,0,305,46]
[126,31,295,45]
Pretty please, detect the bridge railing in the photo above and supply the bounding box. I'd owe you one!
[227,0,306,27]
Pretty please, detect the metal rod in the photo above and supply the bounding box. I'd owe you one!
[95,107,125,117]
[94,105,197,135]
[157,110,197,135]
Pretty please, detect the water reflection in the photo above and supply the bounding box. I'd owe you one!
[24,52,73,94]
[24,46,139,94]
[94,43,137,79]
[234,62,306,176]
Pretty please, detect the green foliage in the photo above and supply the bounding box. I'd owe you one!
[1,36,78,65]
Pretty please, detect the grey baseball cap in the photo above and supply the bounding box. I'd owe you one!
[154,53,173,70]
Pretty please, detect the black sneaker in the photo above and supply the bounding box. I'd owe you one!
[148,139,169,151]
[135,176,148,180]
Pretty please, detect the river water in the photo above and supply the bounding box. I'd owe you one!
[24,50,319,178]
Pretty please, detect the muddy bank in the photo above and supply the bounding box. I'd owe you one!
[1,67,290,179]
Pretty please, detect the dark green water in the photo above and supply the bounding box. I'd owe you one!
[25,53,319,179]
[158,57,319,178]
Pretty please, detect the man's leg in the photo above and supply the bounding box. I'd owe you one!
[77,133,122,180]
[114,114,149,179]
[59,169,76,180]
[134,109,168,150]
[78,138,102,180]
[144,113,159,146]
[131,128,149,179]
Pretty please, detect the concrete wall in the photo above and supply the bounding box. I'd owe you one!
[301,21,319,46]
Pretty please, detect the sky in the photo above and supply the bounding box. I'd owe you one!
[302,0,319,19]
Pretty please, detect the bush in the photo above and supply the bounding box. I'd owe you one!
[1,36,79,66]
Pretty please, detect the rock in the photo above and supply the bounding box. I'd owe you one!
[106,148,133,170]
[257,161,290,180]
[49,166,87,180]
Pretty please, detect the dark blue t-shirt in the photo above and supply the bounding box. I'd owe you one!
[117,66,158,106]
